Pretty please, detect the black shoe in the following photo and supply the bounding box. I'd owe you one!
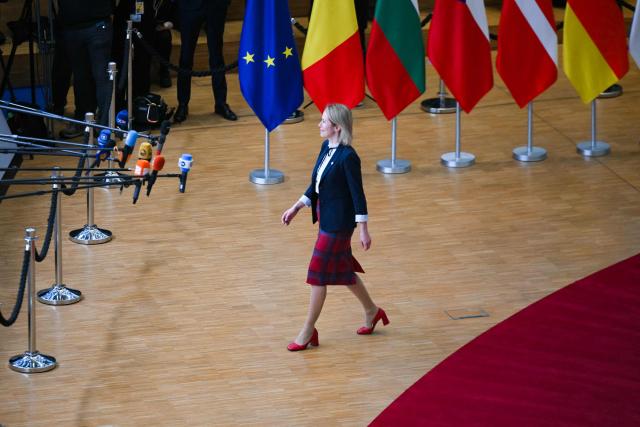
[214,104,238,121]
[174,104,188,123]
[59,122,84,139]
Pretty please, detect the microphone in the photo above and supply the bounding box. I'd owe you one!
[116,109,128,130]
[156,120,171,155]
[146,154,165,196]
[95,130,114,168]
[178,153,193,193]
[138,142,153,161]
[118,130,138,167]
[133,159,151,204]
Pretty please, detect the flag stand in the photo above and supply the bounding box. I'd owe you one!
[249,128,284,184]
[441,102,475,168]
[377,117,411,174]
[577,100,610,157]
[284,109,304,124]
[420,79,456,114]
[598,84,622,99]
[513,102,546,162]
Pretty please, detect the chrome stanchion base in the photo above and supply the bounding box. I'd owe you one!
[9,351,57,373]
[94,170,125,187]
[249,169,284,185]
[577,141,610,157]
[376,159,411,174]
[37,284,82,305]
[283,110,304,124]
[441,152,475,168]
[598,84,622,99]
[421,97,456,114]
[69,225,113,245]
[513,146,547,162]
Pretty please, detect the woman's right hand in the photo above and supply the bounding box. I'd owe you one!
[281,206,299,226]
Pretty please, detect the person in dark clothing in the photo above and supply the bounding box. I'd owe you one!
[57,0,113,127]
[152,0,177,88]
[173,0,236,123]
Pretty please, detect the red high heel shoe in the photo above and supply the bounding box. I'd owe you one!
[287,328,319,351]
[357,308,389,335]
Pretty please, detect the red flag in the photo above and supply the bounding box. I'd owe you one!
[497,0,557,107]
[427,0,493,113]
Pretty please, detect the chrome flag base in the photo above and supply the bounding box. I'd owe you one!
[441,152,475,168]
[249,169,284,185]
[513,146,547,162]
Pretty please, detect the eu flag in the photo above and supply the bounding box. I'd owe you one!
[239,0,303,132]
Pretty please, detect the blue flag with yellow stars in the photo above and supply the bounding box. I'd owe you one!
[239,0,303,132]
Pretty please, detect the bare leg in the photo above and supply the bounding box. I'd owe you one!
[294,285,327,344]
[348,275,379,328]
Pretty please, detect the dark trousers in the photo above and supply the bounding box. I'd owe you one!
[63,21,113,125]
[177,1,229,107]
[51,29,72,116]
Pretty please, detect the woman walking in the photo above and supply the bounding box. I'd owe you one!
[281,103,389,351]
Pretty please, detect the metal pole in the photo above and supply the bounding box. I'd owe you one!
[103,62,124,184]
[127,20,134,131]
[441,102,475,168]
[108,62,117,129]
[376,117,410,174]
[249,128,284,184]
[576,99,610,157]
[9,228,57,373]
[264,128,270,178]
[69,113,113,244]
[37,168,82,304]
[513,102,547,162]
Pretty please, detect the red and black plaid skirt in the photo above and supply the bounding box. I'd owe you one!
[306,223,364,286]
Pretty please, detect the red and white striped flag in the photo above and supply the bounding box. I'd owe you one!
[496,0,557,107]
[427,0,493,113]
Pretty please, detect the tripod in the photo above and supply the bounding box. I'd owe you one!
[0,0,55,116]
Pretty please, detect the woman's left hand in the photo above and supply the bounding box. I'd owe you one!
[359,223,371,251]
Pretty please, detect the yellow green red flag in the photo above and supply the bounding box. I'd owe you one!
[562,0,629,103]
[302,0,364,111]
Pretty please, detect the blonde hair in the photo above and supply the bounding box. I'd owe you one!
[324,103,353,146]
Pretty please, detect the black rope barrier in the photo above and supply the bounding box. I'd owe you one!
[132,29,238,77]
[61,153,88,197]
[34,189,57,262]
[618,1,635,12]
[0,249,30,327]
[291,18,307,35]
[420,13,433,28]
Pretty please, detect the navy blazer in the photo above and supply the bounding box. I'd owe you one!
[304,140,368,232]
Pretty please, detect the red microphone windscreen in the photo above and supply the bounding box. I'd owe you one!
[152,155,165,172]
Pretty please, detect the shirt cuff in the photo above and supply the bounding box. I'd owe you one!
[355,214,368,223]
[299,195,311,207]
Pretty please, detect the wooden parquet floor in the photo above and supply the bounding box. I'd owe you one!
[1,55,640,426]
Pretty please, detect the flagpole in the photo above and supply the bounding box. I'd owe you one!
[420,79,456,114]
[249,128,284,184]
[513,102,546,162]
[441,102,474,168]
[576,100,610,157]
[377,117,410,174]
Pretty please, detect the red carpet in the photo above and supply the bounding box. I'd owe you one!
[371,254,640,426]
